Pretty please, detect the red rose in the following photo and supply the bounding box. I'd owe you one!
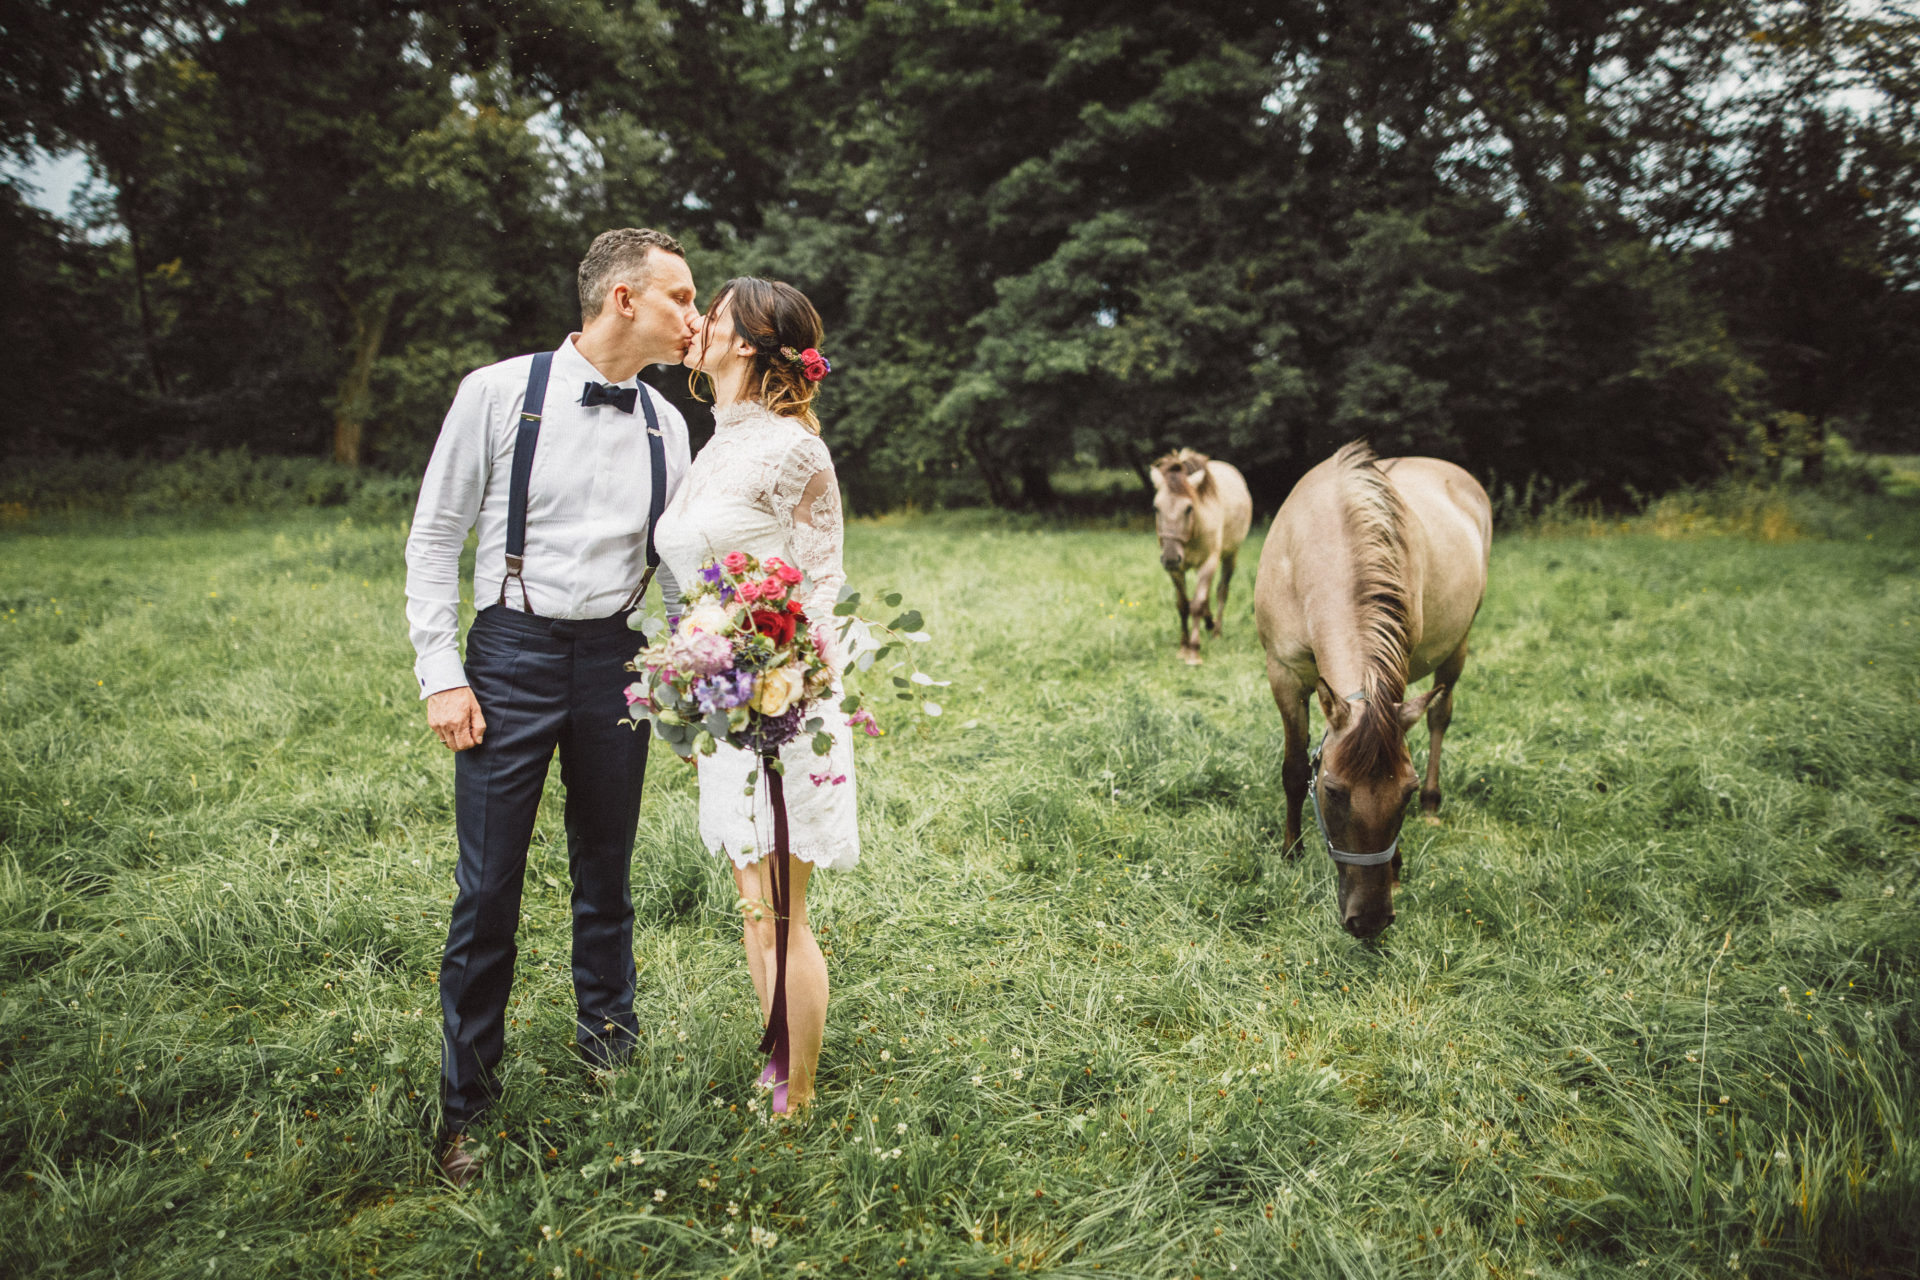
[786,599,805,615]
[752,608,797,646]
[800,349,831,382]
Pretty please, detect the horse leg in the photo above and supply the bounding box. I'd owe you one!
[1420,640,1469,822]
[1268,659,1310,855]
[1168,569,1193,655]
[1212,551,1236,638]
[1185,556,1218,662]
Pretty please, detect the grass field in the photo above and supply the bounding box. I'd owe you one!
[1,494,1916,1279]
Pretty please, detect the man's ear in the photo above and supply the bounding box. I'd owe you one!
[1315,677,1352,732]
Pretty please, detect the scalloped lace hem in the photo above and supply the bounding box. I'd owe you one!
[702,832,861,872]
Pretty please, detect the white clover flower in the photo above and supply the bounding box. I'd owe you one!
[880,1050,891,1061]
[727,1200,741,1218]
[750,1224,779,1249]
[1011,1068,1024,1080]
[653,1188,667,1202]
[971,1075,983,1086]
[895,1122,907,1135]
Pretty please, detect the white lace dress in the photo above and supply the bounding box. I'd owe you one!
[652,401,861,871]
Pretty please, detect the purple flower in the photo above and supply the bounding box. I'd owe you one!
[701,564,724,584]
[692,670,756,714]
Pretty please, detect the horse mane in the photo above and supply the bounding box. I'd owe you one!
[1327,440,1412,777]
[1154,449,1211,498]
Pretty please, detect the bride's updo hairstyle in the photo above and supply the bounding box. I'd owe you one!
[706,276,827,435]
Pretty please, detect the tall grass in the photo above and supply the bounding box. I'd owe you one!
[1,498,1915,1278]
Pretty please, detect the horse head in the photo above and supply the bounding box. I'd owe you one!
[1313,677,1441,940]
[1151,451,1211,570]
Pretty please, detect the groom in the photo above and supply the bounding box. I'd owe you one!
[404,228,698,1187]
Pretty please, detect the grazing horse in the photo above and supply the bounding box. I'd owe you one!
[1151,450,1253,665]
[1253,442,1491,939]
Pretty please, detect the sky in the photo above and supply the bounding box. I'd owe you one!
[5,147,90,219]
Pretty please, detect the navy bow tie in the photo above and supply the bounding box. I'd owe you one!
[580,381,638,413]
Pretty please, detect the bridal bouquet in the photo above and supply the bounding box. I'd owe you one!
[622,552,940,765]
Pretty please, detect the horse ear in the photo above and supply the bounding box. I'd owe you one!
[1315,678,1351,732]
[1396,685,1443,730]
[1149,466,1166,492]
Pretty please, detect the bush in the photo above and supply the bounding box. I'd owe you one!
[0,449,418,522]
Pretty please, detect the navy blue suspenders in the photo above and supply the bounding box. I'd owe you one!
[498,352,552,610]
[498,351,667,615]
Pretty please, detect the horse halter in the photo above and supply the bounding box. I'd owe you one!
[1306,691,1400,868]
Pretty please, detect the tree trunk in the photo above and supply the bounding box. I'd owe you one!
[332,291,393,467]
[1799,416,1827,485]
[966,424,1017,508]
[121,187,170,396]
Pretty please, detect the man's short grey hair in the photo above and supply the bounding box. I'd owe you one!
[578,228,685,321]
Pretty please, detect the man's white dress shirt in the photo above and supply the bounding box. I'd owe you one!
[404,335,691,699]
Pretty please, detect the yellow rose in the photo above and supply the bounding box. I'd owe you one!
[750,663,806,717]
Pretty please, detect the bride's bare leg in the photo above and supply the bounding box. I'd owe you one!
[733,863,772,1016]
[737,854,826,1109]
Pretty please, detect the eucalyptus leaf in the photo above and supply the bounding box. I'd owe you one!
[887,610,923,631]
[922,701,943,716]
[813,731,833,755]
[883,592,903,607]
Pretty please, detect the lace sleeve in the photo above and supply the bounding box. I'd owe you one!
[773,433,848,675]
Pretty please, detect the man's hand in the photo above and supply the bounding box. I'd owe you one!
[427,686,487,752]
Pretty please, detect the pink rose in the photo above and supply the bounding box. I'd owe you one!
[776,564,802,585]
[722,551,749,573]
[737,580,762,603]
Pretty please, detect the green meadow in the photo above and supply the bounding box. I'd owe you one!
[1,494,1915,1279]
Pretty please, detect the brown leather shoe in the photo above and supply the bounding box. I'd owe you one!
[437,1132,482,1189]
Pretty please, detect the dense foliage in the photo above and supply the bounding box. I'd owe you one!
[3,0,1917,506]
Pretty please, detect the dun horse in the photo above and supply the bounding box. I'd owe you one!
[1254,442,1491,939]
[1151,450,1253,665]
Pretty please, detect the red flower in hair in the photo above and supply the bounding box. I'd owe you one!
[800,349,831,382]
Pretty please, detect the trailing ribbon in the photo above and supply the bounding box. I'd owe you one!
[756,754,792,1112]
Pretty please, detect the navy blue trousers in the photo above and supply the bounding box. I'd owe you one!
[439,604,649,1133]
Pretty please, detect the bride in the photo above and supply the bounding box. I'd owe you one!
[652,277,857,1114]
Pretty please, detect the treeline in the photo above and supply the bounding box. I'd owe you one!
[5,0,1917,511]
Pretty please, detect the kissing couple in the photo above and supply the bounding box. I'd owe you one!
[404,228,859,1187]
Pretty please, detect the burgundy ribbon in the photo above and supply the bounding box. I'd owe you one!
[756,755,791,1098]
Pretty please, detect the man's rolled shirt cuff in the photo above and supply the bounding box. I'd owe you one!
[416,652,471,700]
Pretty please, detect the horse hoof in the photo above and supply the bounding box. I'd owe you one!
[1181,650,1203,666]
[1422,813,1442,827]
